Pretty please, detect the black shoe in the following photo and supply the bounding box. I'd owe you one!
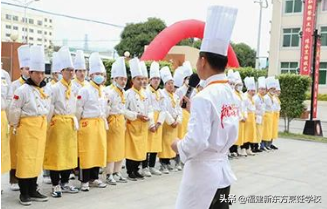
[127,173,137,181]
[30,191,48,202]
[255,148,263,153]
[19,195,32,206]
[270,144,278,150]
[134,171,144,180]
[265,146,272,151]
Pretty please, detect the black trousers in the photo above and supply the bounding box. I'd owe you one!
[209,186,231,209]
[10,169,18,184]
[80,167,99,183]
[50,169,71,186]
[18,177,38,197]
[142,153,157,168]
[126,159,140,175]
[159,158,171,165]
[241,142,250,149]
[229,145,237,153]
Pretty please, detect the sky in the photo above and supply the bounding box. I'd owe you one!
[3,0,273,58]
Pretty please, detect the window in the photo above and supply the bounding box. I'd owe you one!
[323,0,327,11]
[319,63,327,85]
[49,19,52,23]
[29,28,34,33]
[6,14,12,20]
[37,30,42,34]
[44,39,47,42]
[29,37,34,41]
[283,28,300,47]
[44,31,47,35]
[13,16,18,21]
[29,19,34,24]
[49,32,52,36]
[37,38,42,42]
[281,62,298,74]
[13,26,18,30]
[37,20,42,26]
[6,33,10,37]
[6,25,11,29]
[22,27,27,32]
[321,27,327,46]
[44,18,47,22]
[22,18,27,23]
[285,0,302,13]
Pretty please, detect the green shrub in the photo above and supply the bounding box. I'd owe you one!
[305,92,327,101]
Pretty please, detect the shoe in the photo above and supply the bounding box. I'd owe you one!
[127,173,137,181]
[166,164,176,171]
[175,164,183,171]
[43,176,52,184]
[231,152,238,157]
[19,195,32,206]
[10,183,20,191]
[89,179,107,188]
[246,148,255,156]
[113,172,127,183]
[69,173,76,180]
[149,167,162,176]
[141,167,152,177]
[51,185,62,198]
[134,171,145,180]
[81,182,89,192]
[106,174,117,185]
[270,144,278,150]
[30,191,48,202]
[61,183,79,193]
[238,148,247,157]
[159,165,169,174]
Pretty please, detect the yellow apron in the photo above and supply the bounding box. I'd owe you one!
[272,112,280,139]
[256,124,263,143]
[9,126,17,169]
[262,112,273,141]
[147,112,163,153]
[235,121,245,146]
[44,115,78,170]
[1,110,10,174]
[244,112,257,143]
[78,118,107,169]
[177,109,190,139]
[15,116,47,178]
[107,114,126,162]
[158,122,178,159]
[125,119,148,161]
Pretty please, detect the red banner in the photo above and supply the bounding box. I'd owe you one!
[313,39,321,118]
[299,0,317,75]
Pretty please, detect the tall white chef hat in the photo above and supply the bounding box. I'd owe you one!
[140,61,148,78]
[129,57,143,78]
[58,46,74,70]
[29,45,45,72]
[233,71,242,85]
[17,45,30,69]
[227,69,235,83]
[160,66,173,84]
[89,52,106,75]
[51,52,62,73]
[200,5,238,56]
[74,50,86,70]
[111,57,127,78]
[266,76,276,89]
[150,61,160,79]
[257,76,266,89]
[275,78,281,91]
[173,66,185,88]
[182,61,193,78]
[245,77,256,91]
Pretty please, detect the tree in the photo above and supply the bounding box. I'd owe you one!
[231,42,256,68]
[177,38,202,49]
[115,18,166,57]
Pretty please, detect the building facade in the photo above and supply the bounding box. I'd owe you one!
[1,7,54,48]
[269,0,327,93]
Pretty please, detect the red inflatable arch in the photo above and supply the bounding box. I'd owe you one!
[141,19,240,68]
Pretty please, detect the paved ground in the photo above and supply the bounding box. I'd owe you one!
[1,138,327,209]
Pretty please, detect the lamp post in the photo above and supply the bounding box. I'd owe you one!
[254,0,268,70]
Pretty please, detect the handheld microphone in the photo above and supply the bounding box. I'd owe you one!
[181,73,200,109]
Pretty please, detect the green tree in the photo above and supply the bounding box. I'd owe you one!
[115,18,166,57]
[177,38,202,49]
[231,42,256,68]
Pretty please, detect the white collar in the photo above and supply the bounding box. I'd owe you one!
[204,73,227,87]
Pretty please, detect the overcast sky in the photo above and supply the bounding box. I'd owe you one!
[3,0,273,57]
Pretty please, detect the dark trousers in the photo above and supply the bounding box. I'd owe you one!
[241,142,250,149]
[10,169,18,184]
[50,170,71,186]
[18,177,38,197]
[209,186,231,209]
[159,158,171,165]
[142,153,157,168]
[126,159,140,175]
[229,145,237,153]
[80,167,99,183]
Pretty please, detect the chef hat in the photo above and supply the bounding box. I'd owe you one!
[245,77,256,91]
[182,61,193,78]
[257,76,266,89]
[51,52,62,73]
[275,78,281,91]
[58,46,74,70]
[89,52,106,75]
[173,66,185,88]
[150,61,160,79]
[227,69,235,83]
[233,71,242,85]
[266,76,276,89]
[111,57,127,78]
[140,61,148,78]
[29,45,45,72]
[17,45,30,69]
[74,50,86,70]
[160,66,173,84]
[129,57,143,78]
[200,5,238,56]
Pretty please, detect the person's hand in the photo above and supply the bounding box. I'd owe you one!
[137,114,149,122]
[171,121,178,128]
[171,139,179,153]
[150,126,157,133]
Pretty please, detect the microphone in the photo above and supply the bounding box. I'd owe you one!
[181,73,200,109]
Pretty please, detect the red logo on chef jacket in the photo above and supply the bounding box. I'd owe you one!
[13,95,19,100]
[220,104,238,129]
[82,121,88,127]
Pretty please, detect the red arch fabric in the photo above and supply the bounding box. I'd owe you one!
[140,19,239,68]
